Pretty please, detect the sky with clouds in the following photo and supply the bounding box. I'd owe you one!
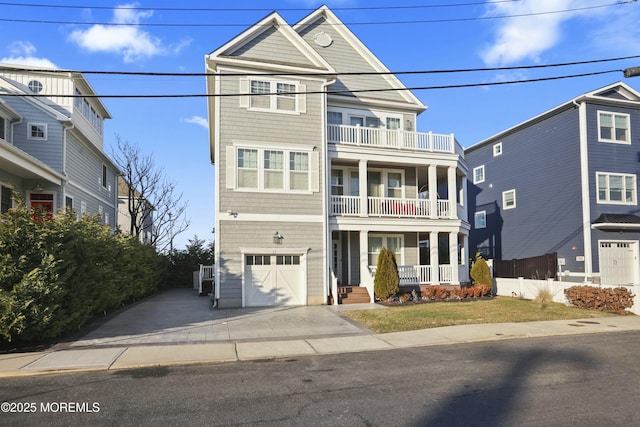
[1,0,639,248]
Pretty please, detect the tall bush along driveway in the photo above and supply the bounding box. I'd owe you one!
[0,207,161,344]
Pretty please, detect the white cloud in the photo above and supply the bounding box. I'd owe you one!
[184,116,208,129]
[0,41,58,68]
[480,0,607,66]
[68,3,187,63]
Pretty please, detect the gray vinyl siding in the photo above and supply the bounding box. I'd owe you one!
[5,101,64,172]
[65,134,115,204]
[585,102,640,272]
[218,220,324,306]
[227,25,315,67]
[297,17,408,104]
[467,107,584,272]
[218,75,325,216]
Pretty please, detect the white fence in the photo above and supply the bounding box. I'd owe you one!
[495,277,640,315]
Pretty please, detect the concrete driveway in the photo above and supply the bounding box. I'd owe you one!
[66,288,374,348]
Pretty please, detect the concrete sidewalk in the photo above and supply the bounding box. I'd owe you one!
[2,315,640,377]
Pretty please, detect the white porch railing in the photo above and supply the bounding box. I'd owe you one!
[330,195,451,218]
[371,264,455,285]
[327,124,455,153]
[196,264,215,295]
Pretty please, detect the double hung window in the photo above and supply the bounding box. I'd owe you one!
[232,147,315,192]
[597,172,636,205]
[473,165,485,184]
[244,79,304,113]
[598,111,630,144]
[289,152,309,191]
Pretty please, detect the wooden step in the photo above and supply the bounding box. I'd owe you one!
[338,286,371,304]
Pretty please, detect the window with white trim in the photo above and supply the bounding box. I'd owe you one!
[28,123,47,140]
[244,79,305,114]
[327,111,342,124]
[598,111,630,144]
[368,235,402,266]
[1,185,13,213]
[503,189,516,209]
[473,165,485,184]
[331,169,344,195]
[493,142,503,156]
[0,116,6,141]
[597,172,636,205]
[101,164,108,188]
[474,211,486,229]
[229,146,318,193]
[387,172,402,198]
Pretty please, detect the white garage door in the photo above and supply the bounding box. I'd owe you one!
[599,241,638,286]
[244,254,305,307]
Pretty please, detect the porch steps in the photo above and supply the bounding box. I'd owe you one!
[338,286,371,304]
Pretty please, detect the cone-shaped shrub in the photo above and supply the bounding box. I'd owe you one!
[374,247,400,300]
[470,253,492,291]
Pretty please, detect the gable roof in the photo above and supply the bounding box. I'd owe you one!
[466,81,640,153]
[294,5,426,111]
[207,11,334,74]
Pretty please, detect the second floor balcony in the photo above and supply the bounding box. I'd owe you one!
[330,195,452,219]
[327,124,458,154]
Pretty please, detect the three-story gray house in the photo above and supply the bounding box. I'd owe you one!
[0,64,118,227]
[207,6,470,308]
[466,81,640,286]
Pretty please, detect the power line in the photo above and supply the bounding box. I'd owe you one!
[3,55,639,78]
[0,1,633,27]
[0,1,521,12]
[0,70,622,99]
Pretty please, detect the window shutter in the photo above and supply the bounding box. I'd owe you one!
[226,146,236,189]
[310,150,319,192]
[239,79,249,108]
[297,84,306,114]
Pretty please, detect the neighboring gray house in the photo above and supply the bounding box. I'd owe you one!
[206,6,470,308]
[466,81,640,286]
[0,64,118,228]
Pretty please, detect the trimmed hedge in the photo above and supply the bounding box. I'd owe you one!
[564,285,634,314]
[0,206,161,343]
[374,247,399,300]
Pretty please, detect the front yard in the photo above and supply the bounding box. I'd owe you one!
[342,297,621,334]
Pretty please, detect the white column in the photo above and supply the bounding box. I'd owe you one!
[360,230,374,303]
[448,166,456,219]
[359,159,368,217]
[460,173,468,222]
[449,232,459,284]
[428,165,437,218]
[430,231,439,284]
[462,234,469,282]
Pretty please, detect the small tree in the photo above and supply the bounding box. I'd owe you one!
[470,252,492,292]
[374,247,400,300]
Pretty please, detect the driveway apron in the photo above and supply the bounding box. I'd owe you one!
[67,288,372,348]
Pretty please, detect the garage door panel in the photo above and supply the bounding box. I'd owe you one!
[599,241,637,286]
[245,254,305,307]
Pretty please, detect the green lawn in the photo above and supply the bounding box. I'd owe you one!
[342,297,621,334]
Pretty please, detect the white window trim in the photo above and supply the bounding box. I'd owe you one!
[327,107,403,130]
[598,110,631,145]
[229,145,317,194]
[596,171,637,205]
[241,78,305,115]
[503,189,516,210]
[474,210,487,229]
[473,165,485,184]
[368,168,405,199]
[27,122,47,140]
[368,234,404,267]
[493,142,503,156]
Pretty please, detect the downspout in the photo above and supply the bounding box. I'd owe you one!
[321,75,337,305]
[10,117,23,198]
[575,99,593,282]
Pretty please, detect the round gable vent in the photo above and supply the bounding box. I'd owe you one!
[313,32,333,48]
[28,80,43,93]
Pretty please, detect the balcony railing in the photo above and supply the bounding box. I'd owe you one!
[330,195,451,218]
[373,264,454,285]
[327,124,455,153]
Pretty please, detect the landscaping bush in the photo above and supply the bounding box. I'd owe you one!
[564,285,633,314]
[0,206,162,344]
[470,253,492,292]
[374,247,399,300]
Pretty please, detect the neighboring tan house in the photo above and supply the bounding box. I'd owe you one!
[117,175,154,244]
[466,81,640,286]
[206,6,470,308]
[0,63,118,227]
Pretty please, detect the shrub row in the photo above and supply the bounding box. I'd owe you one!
[564,285,634,314]
[420,285,491,301]
[0,206,162,344]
